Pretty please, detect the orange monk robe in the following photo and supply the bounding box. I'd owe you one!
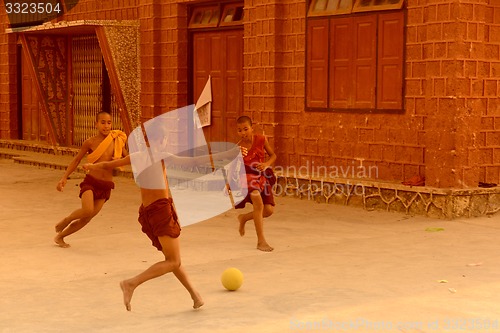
[87,130,127,164]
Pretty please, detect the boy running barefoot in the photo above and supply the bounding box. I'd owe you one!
[234,116,277,252]
[83,134,204,311]
[54,111,127,247]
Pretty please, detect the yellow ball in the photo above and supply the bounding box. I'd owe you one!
[221,267,244,291]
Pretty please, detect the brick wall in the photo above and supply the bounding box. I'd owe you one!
[406,0,464,188]
[480,1,500,185]
[269,1,424,184]
[269,0,498,188]
[406,0,499,187]
[0,8,17,140]
[138,1,189,120]
[268,0,498,188]
[243,0,281,145]
[0,9,8,139]
[1,0,499,188]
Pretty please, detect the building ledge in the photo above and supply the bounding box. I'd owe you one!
[6,20,138,34]
[275,172,500,219]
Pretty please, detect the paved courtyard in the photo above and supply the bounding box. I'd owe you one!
[1,158,499,333]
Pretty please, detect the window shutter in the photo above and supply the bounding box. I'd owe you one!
[306,19,329,109]
[377,11,404,110]
[329,17,352,109]
[352,15,377,109]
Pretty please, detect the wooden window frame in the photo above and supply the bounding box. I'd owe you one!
[308,0,354,17]
[219,3,244,27]
[306,9,405,112]
[189,5,221,29]
[189,2,244,30]
[307,0,403,16]
[353,0,404,13]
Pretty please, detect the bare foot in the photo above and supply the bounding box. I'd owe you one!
[55,218,71,233]
[238,215,246,236]
[54,234,70,248]
[120,280,135,311]
[192,291,204,309]
[257,242,274,252]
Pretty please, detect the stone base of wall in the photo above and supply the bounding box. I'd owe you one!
[0,140,79,156]
[275,174,500,219]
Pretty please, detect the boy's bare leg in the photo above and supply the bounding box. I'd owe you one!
[120,236,183,311]
[54,190,96,233]
[237,212,253,236]
[55,217,73,233]
[54,195,105,247]
[173,266,204,309]
[238,204,273,237]
[263,204,274,218]
[249,191,273,252]
[54,216,92,247]
[54,237,71,248]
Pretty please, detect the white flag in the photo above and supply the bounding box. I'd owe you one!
[195,76,212,128]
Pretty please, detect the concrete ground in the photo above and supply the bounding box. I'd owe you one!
[1,158,499,333]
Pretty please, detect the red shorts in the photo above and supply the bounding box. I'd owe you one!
[235,171,275,209]
[235,185,275,209]
[138,198,181,251]
[79,175,115,201]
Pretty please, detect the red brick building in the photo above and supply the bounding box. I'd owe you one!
[1,0,500,194]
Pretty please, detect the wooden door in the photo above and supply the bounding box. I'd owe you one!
[21,46,47,142]
[193,29,243,144]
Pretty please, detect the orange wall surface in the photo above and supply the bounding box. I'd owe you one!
[0,0,499,188]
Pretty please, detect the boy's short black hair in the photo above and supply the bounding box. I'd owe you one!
[96,111,111,122]
[236,115,252,126]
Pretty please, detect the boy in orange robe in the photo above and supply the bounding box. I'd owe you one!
[54,111,127,247]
